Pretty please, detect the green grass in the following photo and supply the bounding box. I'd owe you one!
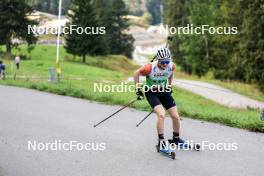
[65,54,139,74]
[174,87,263,132]
[2,45,131,81]
[0,45,263,133]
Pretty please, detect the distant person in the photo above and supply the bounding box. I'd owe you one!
[0,60,6,80]
[261,109,264,121]
[15,55,21,70]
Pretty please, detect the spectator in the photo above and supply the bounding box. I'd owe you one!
[15,55,21,70]
[0,60,6,80]
[261,109,264,121]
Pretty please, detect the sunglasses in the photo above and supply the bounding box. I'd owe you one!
[160,60,170,65]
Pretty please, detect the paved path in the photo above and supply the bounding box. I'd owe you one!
[0,85,264,176]
[173,79,264,109]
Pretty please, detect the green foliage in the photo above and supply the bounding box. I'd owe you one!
[163,0,190,70]
[106,0,134,58]
[146,0,161,24]
[164,0,264,92]
[0,0,38,57]
[33,0,72,15]
[181,0,218,76]
[64,0,108,62]
[92,0,111,54]
[64,0,134,60]
[239,0,264,91]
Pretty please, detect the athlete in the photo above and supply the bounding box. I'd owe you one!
[134,47,185,148]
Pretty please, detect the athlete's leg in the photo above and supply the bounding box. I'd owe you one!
[154,105,166,136]
[145,91,164,140]
[159,92,179,137]
[167,106,180,136]
[159,91,182,141]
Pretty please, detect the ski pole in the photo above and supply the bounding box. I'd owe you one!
[93,99,138,127]
[136,110,154,127]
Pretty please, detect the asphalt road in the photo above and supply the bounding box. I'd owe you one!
[0,85,264,176]
[174,79,264,109]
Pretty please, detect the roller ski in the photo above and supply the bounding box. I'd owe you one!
[168,138,201,151]
[156,140,176,160]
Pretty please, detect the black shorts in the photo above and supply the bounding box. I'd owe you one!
[145,90,176,110]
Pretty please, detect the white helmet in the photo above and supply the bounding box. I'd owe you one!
[156,47,171,60]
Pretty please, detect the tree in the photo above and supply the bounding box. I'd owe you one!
[146,0,161,25]
[207,0,242,80]
[163,0,264,92]
[33,0,72,15]
[107,0,134,58]
[92,0,111,54]
[0,0,38,58]
[182,0,219,76]
[64,0,107,62]
[239,0,264,90]
[163,0,191,72]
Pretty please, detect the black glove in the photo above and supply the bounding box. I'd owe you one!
[136,89,144,100]
[167,35,173,42]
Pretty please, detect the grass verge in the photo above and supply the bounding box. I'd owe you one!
[1,79,263,133]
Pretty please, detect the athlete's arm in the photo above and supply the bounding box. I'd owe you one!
[133,64,152,85]
[168,63,176,88]
[134,69,141,85]
[134,64,151,99]
[168,74,173,86]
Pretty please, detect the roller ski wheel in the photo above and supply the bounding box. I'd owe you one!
[193,143,201,151]
[170,151,176,160]
[156,143,176,160]
[156,145,160,152]
[168,139,201,151]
